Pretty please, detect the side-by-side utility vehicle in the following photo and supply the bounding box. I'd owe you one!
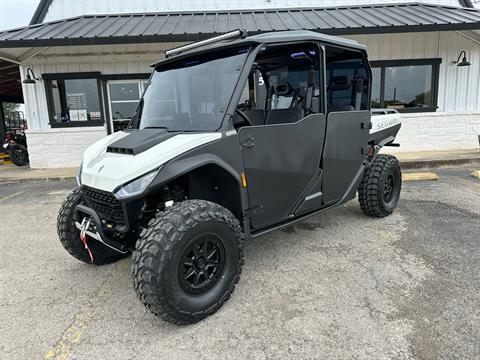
[57,30,402,324]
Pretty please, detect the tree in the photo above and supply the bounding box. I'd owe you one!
[2,102,24,128]
[2,102,20,119]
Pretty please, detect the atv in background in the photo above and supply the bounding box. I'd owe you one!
[2,132,29,166]
[57,30,402,325]
[1,111,29,166]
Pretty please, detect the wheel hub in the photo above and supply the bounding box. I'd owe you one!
[196,257,206,269]
[383,174,395,202]
[179,235,225,295]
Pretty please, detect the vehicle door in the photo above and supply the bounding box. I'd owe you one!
[237,43,327,230]
[321,46,371,205]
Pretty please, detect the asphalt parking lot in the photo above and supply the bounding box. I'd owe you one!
[0,165,479,360]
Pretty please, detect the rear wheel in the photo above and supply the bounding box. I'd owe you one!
[132,200,245,325]
[57,188,127,265]
[358,154,401,218]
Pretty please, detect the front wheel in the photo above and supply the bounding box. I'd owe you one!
[132,200,245,325]
[358,154,402,218]
[57,188,127,265]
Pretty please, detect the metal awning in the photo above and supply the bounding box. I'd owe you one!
[1,3,480,48]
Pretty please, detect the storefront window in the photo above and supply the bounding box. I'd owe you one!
[370,59,440,112]
[384,65,432,109]
[371,67,381,109]
[45,75,104,127]
[107,80,147,132]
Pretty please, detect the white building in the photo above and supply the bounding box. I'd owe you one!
[0,0,479,168]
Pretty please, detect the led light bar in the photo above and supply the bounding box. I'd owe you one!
[165,29,248,57]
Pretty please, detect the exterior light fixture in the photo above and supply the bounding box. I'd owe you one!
[453,50,471,67]
[22,67,39,84]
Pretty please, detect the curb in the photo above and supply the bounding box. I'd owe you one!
[399,157,480,169]
[1,158,479,183]
[0,176,75,183]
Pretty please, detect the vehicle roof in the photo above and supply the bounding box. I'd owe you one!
[152,30,365,67]
[246,30,365,50]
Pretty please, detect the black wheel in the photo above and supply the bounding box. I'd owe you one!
[57,188,127,265]
[358,154,402,218]
[132,200,245,325]
[9,144,29,166]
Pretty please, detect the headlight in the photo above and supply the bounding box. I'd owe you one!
[114,170,158,200]
[76,162,83,186]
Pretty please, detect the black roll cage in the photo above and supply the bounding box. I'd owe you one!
[134,36,371,133]
[220,40,372,131]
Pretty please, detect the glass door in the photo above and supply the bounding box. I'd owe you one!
[107,80,144,132]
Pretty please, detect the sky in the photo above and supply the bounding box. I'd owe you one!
[0,0,40,31]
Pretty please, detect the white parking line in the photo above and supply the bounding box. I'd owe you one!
[0,190,25,203]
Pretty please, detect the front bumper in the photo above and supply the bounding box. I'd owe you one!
[74,204,129,254]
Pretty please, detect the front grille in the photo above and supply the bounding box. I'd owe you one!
[82,186,125,224]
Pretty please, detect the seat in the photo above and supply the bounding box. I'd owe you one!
[328,104,354,112]
[242,109,265,126]
[265,108,304,125]
[328,75,352,91]
[265,82,304,125]
[327,75,355,113]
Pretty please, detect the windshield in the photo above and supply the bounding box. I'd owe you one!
[131,46,250,131]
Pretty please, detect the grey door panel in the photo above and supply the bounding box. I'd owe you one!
[322,110,370,204]
[239,114,326,229]
[293,169,324,215]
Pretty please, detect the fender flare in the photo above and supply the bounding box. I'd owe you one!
[153,153,242,185]
[147,153,247,209]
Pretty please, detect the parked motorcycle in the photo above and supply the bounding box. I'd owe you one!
[2,133,29,166]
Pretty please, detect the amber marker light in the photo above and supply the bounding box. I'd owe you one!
[241,173,247,188]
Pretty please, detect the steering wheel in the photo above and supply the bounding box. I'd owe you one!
[234,107,252,127]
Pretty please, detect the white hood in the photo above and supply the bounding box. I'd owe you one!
[81,132,222,192]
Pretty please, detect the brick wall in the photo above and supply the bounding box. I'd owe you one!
[25,127,107,169]
[24,112,479,168]
[388,112,480,152]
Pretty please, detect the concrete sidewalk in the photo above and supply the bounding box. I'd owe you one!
[0,165,77,182]
[0,149,478,182]
[390,149,480,169]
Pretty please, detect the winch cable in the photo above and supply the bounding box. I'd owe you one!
[79,223,94,264]
[80,232,94,264]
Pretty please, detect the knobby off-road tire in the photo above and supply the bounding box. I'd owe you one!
[57,187,127,265]
[9,144,29,166]
[358,154,402,218]
[132,200,245,325]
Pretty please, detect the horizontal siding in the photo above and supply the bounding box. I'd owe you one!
[346,31,480,112]
[20,31,480,130]
[43,0,463,22]
[20,42,183,130]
